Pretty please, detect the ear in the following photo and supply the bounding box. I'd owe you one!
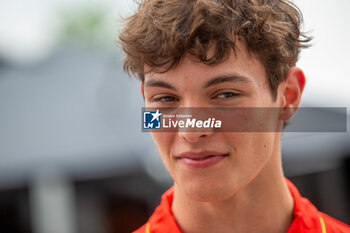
[140,82,145,99]
[279,67,306,121]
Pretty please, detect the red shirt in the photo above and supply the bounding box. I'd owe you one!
[134,179,350,233]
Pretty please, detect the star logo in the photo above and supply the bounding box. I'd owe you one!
[150,109,162,122]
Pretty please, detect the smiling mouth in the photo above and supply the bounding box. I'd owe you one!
[175,152,229,169]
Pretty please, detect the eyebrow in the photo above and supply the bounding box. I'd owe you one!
[203,74,251,88]
[144,73,251,91]
[144,80,177,91]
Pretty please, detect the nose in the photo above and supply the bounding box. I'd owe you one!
[178,130,213,143]
[176,107,214,143]
[176,96,215,143]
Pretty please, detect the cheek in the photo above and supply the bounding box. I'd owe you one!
[151,132,175,165]
[226,132,275,170]
[243,133,276,171]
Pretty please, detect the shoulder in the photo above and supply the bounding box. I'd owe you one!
[133,187,182,233]
[321,213,350,233]
[286,179,350,233]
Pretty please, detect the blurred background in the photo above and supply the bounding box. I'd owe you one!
[0,0,349,232]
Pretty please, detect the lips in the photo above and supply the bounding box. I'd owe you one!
[175,151,228,169]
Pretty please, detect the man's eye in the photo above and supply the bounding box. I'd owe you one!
[214,91,240,99]
[152,95,179,102]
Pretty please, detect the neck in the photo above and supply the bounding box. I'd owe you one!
[172,151,294,233]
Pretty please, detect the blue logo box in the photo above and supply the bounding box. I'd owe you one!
[143,110,162,129]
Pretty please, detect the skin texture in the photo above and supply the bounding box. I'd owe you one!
[142,42,305,233]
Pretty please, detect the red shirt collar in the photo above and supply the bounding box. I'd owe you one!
[143,179,325,233]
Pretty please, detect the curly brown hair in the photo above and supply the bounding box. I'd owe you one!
[118,0,312,98]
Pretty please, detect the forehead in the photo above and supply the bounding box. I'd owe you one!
[144,41,267,85]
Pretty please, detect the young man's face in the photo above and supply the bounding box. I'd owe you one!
[143,42,284,201]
